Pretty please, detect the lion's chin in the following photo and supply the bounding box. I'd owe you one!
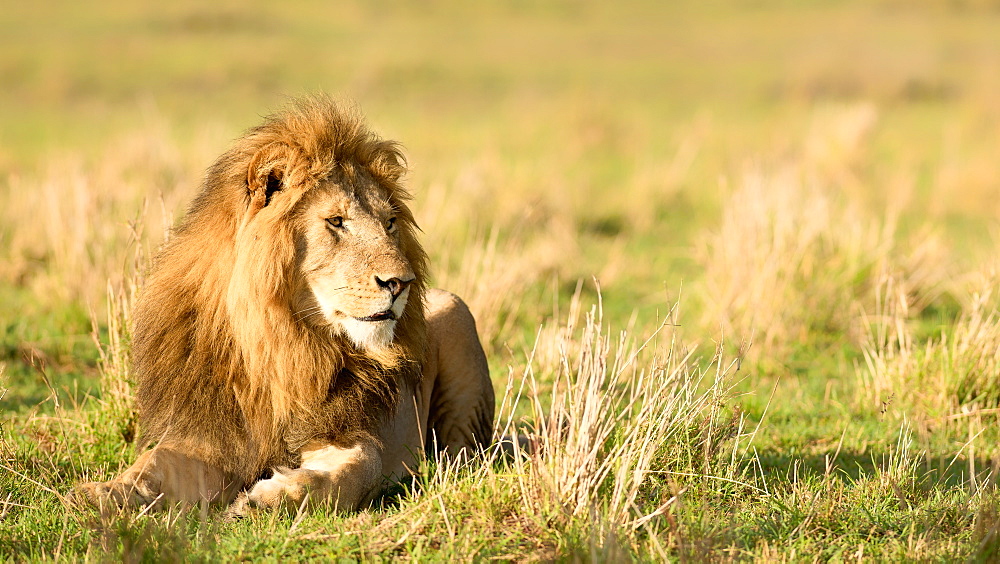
[338,317,397,351]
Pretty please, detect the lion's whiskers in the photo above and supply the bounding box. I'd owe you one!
[294,286,347,322]
[294,306,325,323]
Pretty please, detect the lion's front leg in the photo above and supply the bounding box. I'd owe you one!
[233,438,383,515]
[73,446,239,510]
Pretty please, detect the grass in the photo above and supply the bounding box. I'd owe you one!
[4,0,1000,560]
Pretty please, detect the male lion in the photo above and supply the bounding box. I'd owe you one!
[74,97,494,514]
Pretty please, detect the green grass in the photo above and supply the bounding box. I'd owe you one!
[5,0,1000,560]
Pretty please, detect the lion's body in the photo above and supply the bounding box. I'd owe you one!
[75,98,494,513]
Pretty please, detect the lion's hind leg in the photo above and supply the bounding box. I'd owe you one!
[73,446,239,511]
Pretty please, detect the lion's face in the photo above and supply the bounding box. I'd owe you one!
[292,170,415,351]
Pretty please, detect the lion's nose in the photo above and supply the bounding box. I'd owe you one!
[375,275,413,300]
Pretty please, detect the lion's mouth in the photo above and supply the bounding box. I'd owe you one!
[354,310,396,322]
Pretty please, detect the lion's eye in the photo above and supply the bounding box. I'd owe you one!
[387,217,397,231]
[326,216,344,229]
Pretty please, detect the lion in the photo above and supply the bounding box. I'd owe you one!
[73,97,494,515]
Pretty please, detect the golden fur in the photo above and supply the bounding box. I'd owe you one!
[134,97,427,483]
[74,97,494,512]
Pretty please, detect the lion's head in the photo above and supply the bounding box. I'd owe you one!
[291,170,418,351]
[132,97,428,479]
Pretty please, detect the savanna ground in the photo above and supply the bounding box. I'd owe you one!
[3,0,1000,560]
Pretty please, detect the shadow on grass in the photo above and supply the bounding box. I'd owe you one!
[755,448,997,489]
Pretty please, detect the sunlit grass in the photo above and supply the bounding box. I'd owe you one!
[4,0,1000,559]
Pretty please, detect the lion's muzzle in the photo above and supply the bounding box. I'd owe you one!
[375,275,413,300]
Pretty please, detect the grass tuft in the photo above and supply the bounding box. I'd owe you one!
[859,269,1000,420]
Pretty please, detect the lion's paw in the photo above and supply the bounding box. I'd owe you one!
[222,491,253,520]
[69,479,161,511]
[223,470,306,519]
[67,481,107,509]
[243,468,312,511]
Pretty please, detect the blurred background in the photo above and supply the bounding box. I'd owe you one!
[5,2,1000,558]
[2,0,1000,413]
[5,0,1000,165]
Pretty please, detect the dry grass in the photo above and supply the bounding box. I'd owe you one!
[363,291,749,558]
[88,259,142,444]
[699,161,885,355]
[513,300,744,533]
[859,267,1000,422]
[697,104,955,364]
[0,125,218,309]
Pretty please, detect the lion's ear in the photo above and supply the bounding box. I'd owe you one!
[373,147,406,183]
[247,143,290,212]
[263,170,283,207]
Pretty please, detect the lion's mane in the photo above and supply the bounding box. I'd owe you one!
[131,97,428,483]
